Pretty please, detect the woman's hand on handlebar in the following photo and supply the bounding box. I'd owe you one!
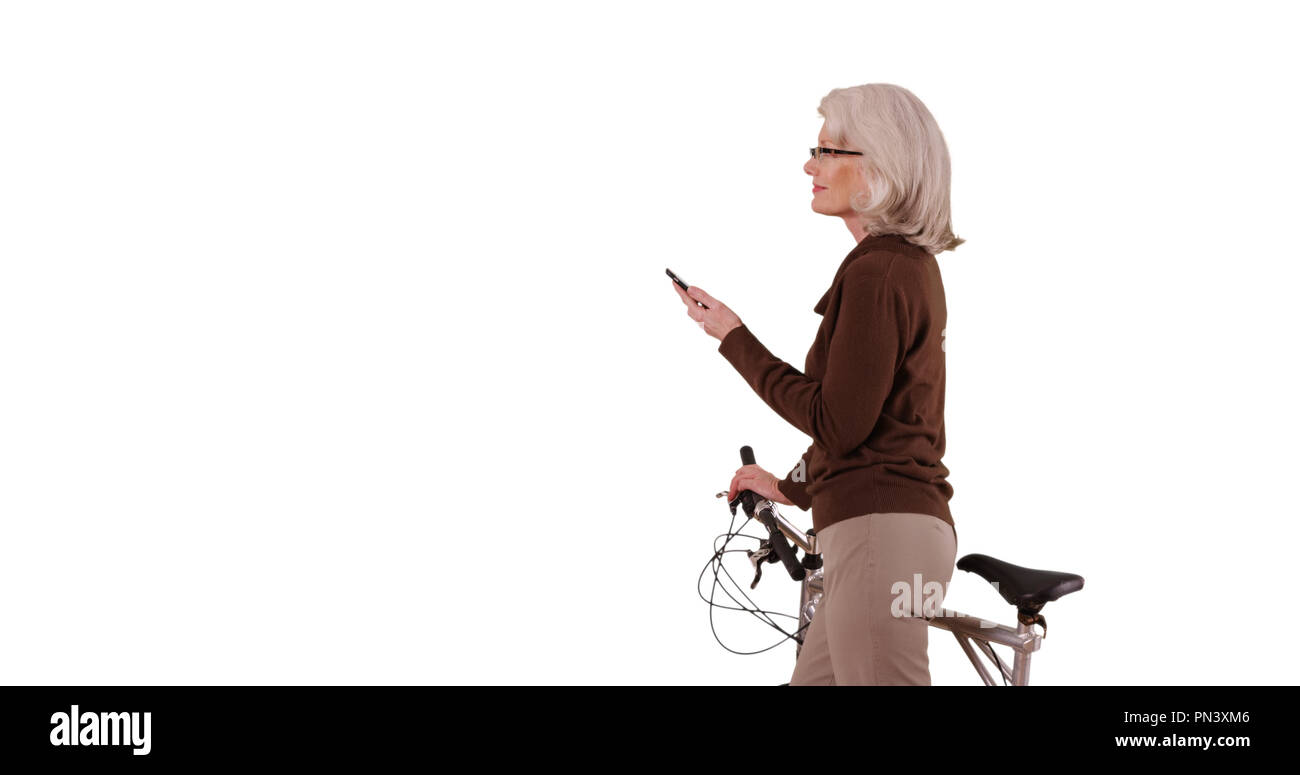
[671,281,742,341]
[727,464,795,507]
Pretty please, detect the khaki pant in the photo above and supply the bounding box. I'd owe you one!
[790,512,958,686]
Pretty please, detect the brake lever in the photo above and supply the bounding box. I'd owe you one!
[720,488,784,588]
[746,543,776,589]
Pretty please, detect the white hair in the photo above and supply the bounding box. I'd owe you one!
[818,83,964,254]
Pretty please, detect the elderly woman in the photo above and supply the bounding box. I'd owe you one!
[673,83,963,686]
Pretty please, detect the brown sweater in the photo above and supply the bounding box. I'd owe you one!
[717,232,955,542]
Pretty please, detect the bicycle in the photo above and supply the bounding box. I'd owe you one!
[702,446,1085,685]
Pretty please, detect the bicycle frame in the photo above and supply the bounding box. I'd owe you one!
[769,504,1043,686]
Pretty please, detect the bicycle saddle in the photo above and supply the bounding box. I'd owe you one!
[956,553,1084,612]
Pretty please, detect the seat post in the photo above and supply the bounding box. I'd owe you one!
[1012,620,1035,686]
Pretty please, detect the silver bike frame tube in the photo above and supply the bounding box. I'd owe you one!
[927,613,1040,686]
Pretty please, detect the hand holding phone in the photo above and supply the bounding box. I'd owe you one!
[665,267,710,309]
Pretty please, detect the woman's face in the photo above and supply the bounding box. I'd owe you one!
[805,121,867,220]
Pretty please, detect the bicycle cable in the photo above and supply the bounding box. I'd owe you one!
[697,509,809,655]
[986,642,1010,686]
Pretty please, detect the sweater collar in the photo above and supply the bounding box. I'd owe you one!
[813,232,916,315]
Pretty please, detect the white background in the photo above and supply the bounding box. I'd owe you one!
[2,1,1297,685]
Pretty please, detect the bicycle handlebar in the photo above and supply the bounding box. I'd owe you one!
[737,446,806,581]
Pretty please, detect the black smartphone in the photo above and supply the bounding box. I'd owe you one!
[665,267,709,309]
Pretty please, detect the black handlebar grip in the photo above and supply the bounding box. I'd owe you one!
[758,503,806,581]
[737,445,805,581]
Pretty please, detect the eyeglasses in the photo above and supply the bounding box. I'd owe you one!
[809,146,864,161]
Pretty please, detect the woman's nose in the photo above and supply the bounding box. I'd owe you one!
[804,158,817,175]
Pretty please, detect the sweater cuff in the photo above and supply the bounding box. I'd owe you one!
[717,323,763,371]
[777,476,812,511]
